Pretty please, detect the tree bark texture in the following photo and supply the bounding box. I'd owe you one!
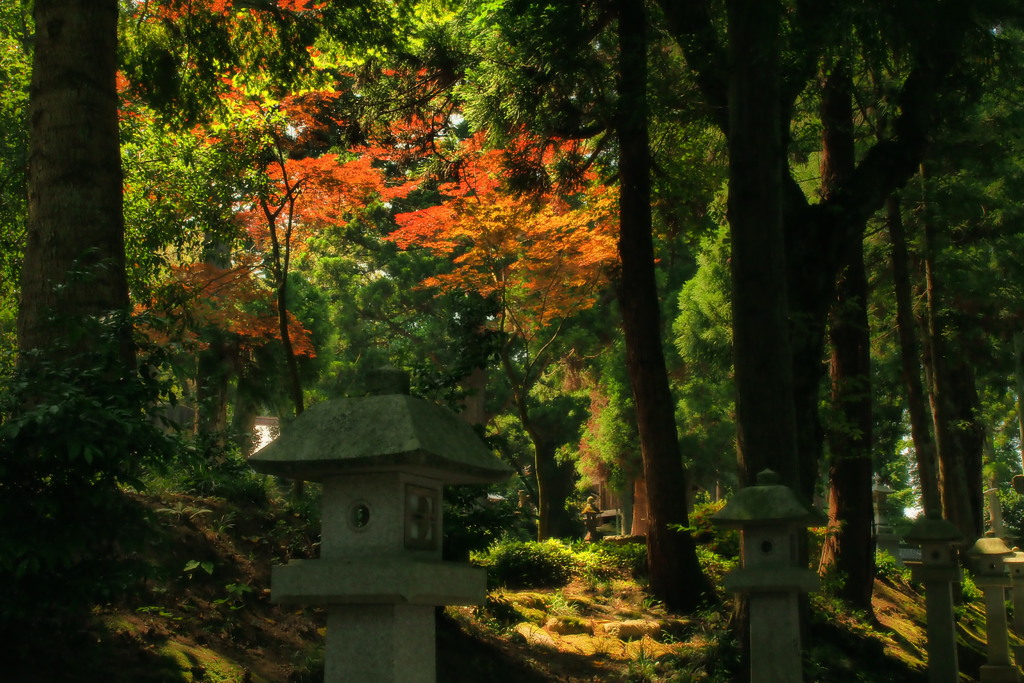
[725,0,800,491]
[18,0,130,358]
[615,0,712,612]
[887,195,942,516]
[815,64,875,612]
[820,244,875,610]
[919,175,979,541]
[527,418,579,540]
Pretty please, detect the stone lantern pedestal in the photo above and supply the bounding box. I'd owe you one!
[967,534,1020,683]
[902,513,963,683]
[250,371,511,683]
[712,470,825,683]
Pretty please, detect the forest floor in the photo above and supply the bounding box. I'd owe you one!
[9,488,1017,682]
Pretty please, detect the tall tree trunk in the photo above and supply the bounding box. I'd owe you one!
[615,0,712,612]
[726,0,799,490]
[819,242,875,610]
[919,169,977,541]
[947,360,984,537]
[887,195,942,516]
[816,64,875,612]
[195,338,231,451]
[18,0,130,360]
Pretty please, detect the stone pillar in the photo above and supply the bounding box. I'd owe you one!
[967,535,1020,683]
[712,470,824,683]
[903,513,963,683]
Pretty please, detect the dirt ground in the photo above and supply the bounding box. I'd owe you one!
[6,490,999,682]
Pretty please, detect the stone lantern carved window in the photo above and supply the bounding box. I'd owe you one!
[405,484,439,551]
[349,501,372,531]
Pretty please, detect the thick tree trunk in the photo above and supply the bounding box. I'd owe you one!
[615,0,712,612]
[17,0,130,359]
[919,174,978,540]
[815,65,875,612]
[887,196,942,516]
[195,339,231,450]
[527,421,578,540]
[819,242,875,611]
[947,360,984,537]
[726,0,799,490]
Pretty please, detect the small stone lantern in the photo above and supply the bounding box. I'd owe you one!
[903,513,963,683]
[711,469,825,683]
[1004,549,1024,633]
[250,370,511,683]
[873,483,903,562]
[967,534,1020,683]
[582,495,601,543]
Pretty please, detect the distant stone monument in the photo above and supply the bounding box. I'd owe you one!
[712,469,824,683]
[250,368,511,683]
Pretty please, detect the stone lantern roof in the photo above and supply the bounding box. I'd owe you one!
[712,469,825,528]
[249,373,511,485]
[902,511,963,545]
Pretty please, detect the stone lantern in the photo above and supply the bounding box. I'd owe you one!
[249,369,511,683]
[582,495,601,543]
[1004,549,1024,633]
[873,483,903,562]
[967,534,1020,683]
[902,513,964,683]
[711,469,825,683]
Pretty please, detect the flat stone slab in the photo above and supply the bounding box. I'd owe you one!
[271,558,488,606]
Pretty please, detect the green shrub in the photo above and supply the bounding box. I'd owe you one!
[695,545,738,587]
[572,541,647,580]
[443,485,531,562]
[689,500,740,558]
[874,549,910,584]
[472,537,647,589]
[472,538,576,589]
[0,312,178,629]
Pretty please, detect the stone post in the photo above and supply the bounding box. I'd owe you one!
[902,513,964,683]
[712,470,824,683]
[249,370,511,683]
[967,534,1020,683]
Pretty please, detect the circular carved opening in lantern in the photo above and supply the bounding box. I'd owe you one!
[349,502,371,530]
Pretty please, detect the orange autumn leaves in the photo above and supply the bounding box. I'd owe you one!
[144,260,317,358]
[388,133,618,337]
